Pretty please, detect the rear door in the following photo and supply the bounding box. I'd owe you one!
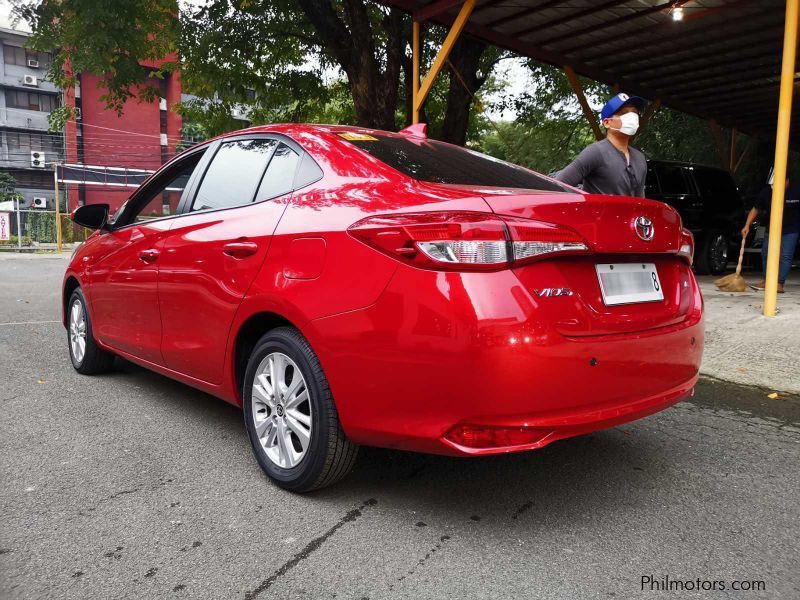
[157,135,303,384]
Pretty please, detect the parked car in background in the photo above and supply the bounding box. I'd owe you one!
[645,160,744,275]
[64,124,704,492]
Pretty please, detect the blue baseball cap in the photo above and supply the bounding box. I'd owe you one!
[600,93,646,120]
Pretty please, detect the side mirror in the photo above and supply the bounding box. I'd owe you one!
[71,203,110,230]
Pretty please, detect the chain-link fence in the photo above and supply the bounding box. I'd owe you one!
[0,208,88,249]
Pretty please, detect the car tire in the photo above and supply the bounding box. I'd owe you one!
[67,288,115,375]
[243,326,358,492]
[695,230,729,275]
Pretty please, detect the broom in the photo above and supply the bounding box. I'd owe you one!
[714,237,748,292]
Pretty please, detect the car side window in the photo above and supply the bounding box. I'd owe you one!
[645,165,660,197]
[656,165,688,195]
[254,143,300,202]
[113,150,206,227]
[693,169,738,199]
[191,139,278,212]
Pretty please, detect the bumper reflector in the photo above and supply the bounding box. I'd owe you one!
[445,424,553,449]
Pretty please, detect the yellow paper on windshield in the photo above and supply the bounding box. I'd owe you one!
[339,132,378,141]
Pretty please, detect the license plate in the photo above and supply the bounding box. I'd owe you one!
[595,263,664,306]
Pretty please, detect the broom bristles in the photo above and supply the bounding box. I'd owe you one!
[714,273,748,292]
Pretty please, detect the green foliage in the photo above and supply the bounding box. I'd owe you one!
[16,0,180,128]
[0,172,23,204]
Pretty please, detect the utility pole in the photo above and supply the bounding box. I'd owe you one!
[54,162,62,253]
[15,195,21,250]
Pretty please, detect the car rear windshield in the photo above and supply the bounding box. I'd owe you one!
[342,133,568,192]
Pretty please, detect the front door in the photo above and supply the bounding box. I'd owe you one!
[157,136,301,384]
[87,150,207,364]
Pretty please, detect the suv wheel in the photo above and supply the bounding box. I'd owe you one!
[67,288,115,374]
[696,230,729,275]
[243,327,358,492]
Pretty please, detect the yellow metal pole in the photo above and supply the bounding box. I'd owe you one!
[54,161,62,253]
[564,65,603,141]
[414,0,475,114]
[764,0,798,317]
[412,20,420,124]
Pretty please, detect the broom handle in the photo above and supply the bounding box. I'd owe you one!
[735,236,746,276]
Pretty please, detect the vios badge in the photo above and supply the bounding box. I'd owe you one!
[534,288,573,298]
[633,216,654,241]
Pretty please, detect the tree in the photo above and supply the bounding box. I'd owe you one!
[15,0,496,144]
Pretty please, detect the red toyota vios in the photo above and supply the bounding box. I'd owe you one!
[64,124,703,492]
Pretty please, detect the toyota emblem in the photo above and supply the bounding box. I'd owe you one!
[633,216,654,241]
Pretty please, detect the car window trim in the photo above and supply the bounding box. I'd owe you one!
[175,132,315,217]
[110,143,214,231]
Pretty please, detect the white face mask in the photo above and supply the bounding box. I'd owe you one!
[609,112,640,136]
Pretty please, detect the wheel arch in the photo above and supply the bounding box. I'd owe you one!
[232,311,299,400]
[62,275,81,327]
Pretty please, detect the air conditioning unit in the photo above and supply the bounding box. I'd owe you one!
[27,59,40,68]
[30,151,46,168]
[22,74,38,87]
[32,197,47,209]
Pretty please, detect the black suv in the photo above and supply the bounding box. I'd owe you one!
[645,160,744,275]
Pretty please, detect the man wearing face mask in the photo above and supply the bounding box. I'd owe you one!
[556,93,647,197]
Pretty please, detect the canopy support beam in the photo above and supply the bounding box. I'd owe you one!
[412,0,475,119]
[564,65,603,141]
[764,0,798,316]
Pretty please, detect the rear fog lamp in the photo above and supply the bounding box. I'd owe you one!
[445,424,553,449]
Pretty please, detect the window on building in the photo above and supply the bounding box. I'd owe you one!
[4,90,59,112]
[6,131,63,157]
[3,44,25,65]
[190,139,278,212]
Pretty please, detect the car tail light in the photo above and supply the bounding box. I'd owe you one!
[677,228,694,265]
[445,424,553,450]
[348,212,589,271]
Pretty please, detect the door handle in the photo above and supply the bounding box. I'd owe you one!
[138,248,160,263]
[223,240,259,258]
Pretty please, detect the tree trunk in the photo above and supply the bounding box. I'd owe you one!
[297,0,402,130]
[440,35,487,146]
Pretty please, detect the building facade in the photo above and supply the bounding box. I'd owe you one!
[0,27,64,209]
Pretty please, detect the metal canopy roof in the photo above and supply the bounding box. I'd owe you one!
[381,0,794,139]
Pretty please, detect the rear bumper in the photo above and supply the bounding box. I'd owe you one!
[304,264,704,456]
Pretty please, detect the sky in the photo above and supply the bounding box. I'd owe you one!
[0,1,533,120]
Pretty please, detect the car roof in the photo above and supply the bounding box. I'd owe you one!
[646,158,729,174]
[213,123,402,141]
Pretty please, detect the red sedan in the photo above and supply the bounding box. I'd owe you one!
[64,124,703,492]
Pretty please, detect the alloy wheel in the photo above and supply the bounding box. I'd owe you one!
[251,352,312,469]
[69,299,87,365]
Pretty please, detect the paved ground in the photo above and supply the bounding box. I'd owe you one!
[698,274,800,395]
[1,254,799,599]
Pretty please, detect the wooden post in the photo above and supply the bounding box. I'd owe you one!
[733,136,755,174]
[639,98,661,132]
[708,120,729,170]
[729,128,737,172]
[564,65,603,141]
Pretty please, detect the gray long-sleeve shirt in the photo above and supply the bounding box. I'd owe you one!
[555,138,647,197]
